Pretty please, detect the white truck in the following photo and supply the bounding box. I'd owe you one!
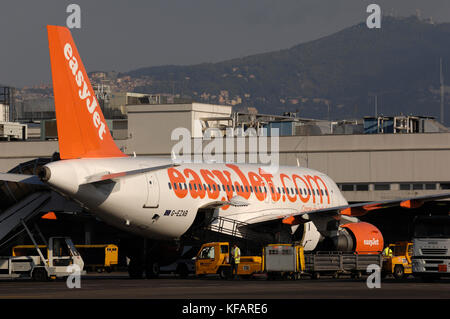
[412,215,450,280]
[0,221,84,281]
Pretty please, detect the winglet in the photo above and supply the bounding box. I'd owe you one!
[47,25,126,159]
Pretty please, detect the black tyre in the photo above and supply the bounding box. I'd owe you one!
[128,257,144,279]
[176,263,189,278]
[393,265,405,280]
[145,260,160,279]
[219,267,231,280]
[32,268,48,282]
[352,271,362,280]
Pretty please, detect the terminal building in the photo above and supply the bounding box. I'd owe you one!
[0,100,449,260]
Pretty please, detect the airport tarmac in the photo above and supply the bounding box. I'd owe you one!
[0,273,448,299]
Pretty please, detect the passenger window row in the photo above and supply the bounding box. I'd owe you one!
[168,182,329,197]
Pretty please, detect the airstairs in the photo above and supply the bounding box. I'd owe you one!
[0,191,51,243]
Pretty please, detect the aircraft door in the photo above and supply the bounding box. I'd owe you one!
[144,173,160,208]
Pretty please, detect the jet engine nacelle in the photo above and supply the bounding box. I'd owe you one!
[333,222,384,254]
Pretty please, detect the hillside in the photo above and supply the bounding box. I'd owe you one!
[124,16,450,123]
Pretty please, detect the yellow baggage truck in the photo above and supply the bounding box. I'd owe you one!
[382,241,413,280]
[195,242,262,279]
[195,242,305,280]
[13,243,118,273]
[195,242,383,280]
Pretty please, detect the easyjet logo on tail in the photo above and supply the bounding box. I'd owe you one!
[63,43,107,140]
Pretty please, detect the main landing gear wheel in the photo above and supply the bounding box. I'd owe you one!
[145,260,160,279]
[176,263,189,278]
[128,257,144,279]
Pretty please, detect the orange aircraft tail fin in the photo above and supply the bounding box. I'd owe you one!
[47,25,126,159]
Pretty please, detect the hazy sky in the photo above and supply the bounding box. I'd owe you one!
[1,0,450,87]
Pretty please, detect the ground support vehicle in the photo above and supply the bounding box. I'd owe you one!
[72,244,118,272]
[303,251,382,279]
[195,242,383,280]
[0,220,84,281]
[263,244,305,280]
[381,241,413,280]
[195,242,261,279]
[412,216,450,280]
[14,244,118,273]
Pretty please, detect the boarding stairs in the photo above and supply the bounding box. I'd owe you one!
[0,191,52,243]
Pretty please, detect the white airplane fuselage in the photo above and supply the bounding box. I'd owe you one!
[44,157,348,240]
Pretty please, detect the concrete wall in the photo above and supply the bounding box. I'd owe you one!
[127,103,232,154]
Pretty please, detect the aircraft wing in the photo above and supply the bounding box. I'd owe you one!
[245,192,450,227]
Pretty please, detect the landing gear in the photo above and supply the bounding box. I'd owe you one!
[176,263,189,278]
[125,238,181,279]
[128,257,144,279]
[145,259,160,279]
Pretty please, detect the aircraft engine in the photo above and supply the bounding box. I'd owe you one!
[333,222,384,254]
